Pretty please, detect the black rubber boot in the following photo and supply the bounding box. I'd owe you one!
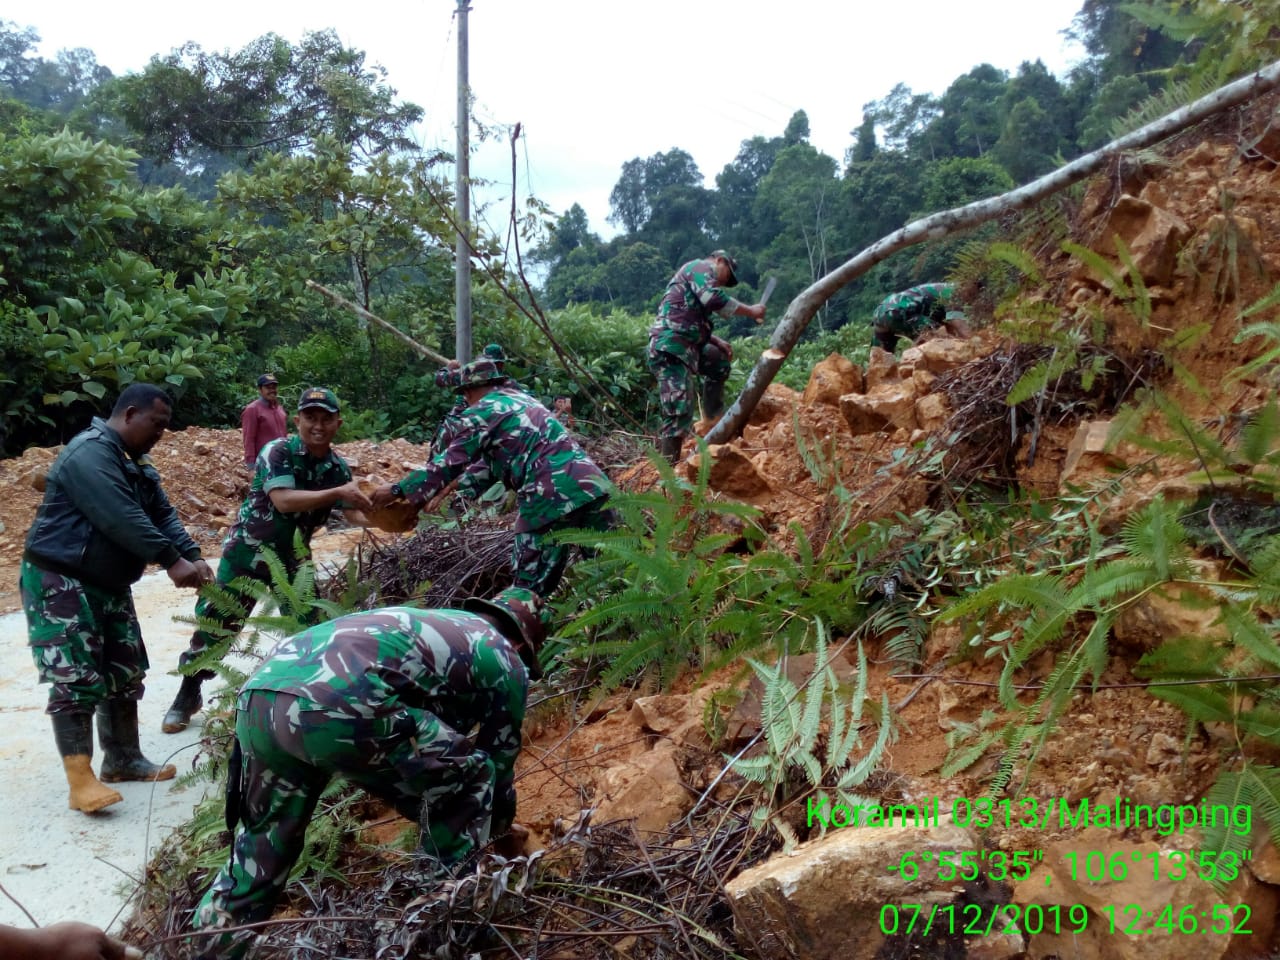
[51,712,123,812]
[701,379,726,420]
[97,699,176,782]
[161,674,204,734]
[659,436,683,466]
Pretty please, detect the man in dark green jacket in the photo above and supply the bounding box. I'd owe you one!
[21,383,214,814]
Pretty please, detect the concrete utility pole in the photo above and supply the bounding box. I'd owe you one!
[454,0,473,364]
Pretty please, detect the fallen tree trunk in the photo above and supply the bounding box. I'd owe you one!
[706,59,1280,444]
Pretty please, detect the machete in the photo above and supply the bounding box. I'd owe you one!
[755,276,777,323]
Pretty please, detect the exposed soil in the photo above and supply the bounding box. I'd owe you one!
[0,430,432,615]
[9,96,1280,959]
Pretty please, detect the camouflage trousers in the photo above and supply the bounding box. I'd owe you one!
[646,343,731,442]
[19,558,147,714]
[512,495,617,598]
[193,690,501,958]
[179,540,303,678]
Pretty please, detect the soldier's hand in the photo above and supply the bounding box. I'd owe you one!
[369,483,398,508]
[338,480,373,511]
[23,921,143,960]
[193,559,216,586]
[166,557,202,589]
[749,303,767,323]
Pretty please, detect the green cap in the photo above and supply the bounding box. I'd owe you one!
[297,386,340,413]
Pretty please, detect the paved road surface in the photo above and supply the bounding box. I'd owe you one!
[0,570,215,933]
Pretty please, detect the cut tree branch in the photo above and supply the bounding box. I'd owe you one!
[706,59,1280,444]
[306,279,450,365]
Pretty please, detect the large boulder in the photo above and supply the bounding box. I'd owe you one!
[803,353,863,404]
[592,741,691,834]
[865,347,899,391]
[915,393,951,433]
[749,383,803,427]
[840,384,919,435]
[690,443,772,498]
[1096,195,1192,287]
[725,818,979,960]
[1014,834,1276,960]
[901,338,983,375]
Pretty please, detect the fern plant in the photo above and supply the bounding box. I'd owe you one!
[939,496,1195,791]
[554,447,764,692]
[730,622,894,851]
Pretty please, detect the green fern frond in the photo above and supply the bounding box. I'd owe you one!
[1062,240,1129,296]
[1200,764,1280,892]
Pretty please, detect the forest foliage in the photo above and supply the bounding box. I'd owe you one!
[0,0,1256,455]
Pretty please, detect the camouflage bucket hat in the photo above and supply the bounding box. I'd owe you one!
[297,386,340,412]
[709,249,739,286]
[456,358,505,391]
[482,343,507,363]
[434,365,462,390]
[462,587,548,679]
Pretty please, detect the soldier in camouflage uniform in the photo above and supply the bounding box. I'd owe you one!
[431,342,513,454]
[372,359,614,599]
[871,282,972,352]
[191,590,544,960]
[646,250,767,464]
[21,383,214,813]
[160,387,371,734]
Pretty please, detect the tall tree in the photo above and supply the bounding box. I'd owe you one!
[103,30,422,167]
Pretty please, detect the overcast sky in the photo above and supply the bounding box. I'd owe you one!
[25,0,1087,241]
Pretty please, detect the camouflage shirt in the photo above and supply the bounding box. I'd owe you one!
[242,606,527,789]
[400,385,610,532]
[647,257,741,365]
[223,435,353,564]
[872,283,955,333]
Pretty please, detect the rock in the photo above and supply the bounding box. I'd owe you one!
[193,441,213,456]
[1099,195,1192,288]
[1144,732,1180,767]
[1112,573,1228,654]
[966,931,1026,960]
[725,818,979,960]
[629,694,694,736]
[344,456,364,474]
[802,354,863,405]
[903,338,982,374]
[915,393,950,433]
[1246,118,1280,164]
[24,468,47,492]
[865,347,898,391]
[208,479,235,499]
[1015,834,1275,960]
[593,741,691,834]
[1250,834,1280,884]
[1060,419,1124,488]
[694,443,772,498]
[912,368,938,396]
[183,492,209,511]
[749,383,803,426]
[840,384,919,435]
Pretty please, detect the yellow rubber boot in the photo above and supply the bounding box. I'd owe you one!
[62,755,123,812]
